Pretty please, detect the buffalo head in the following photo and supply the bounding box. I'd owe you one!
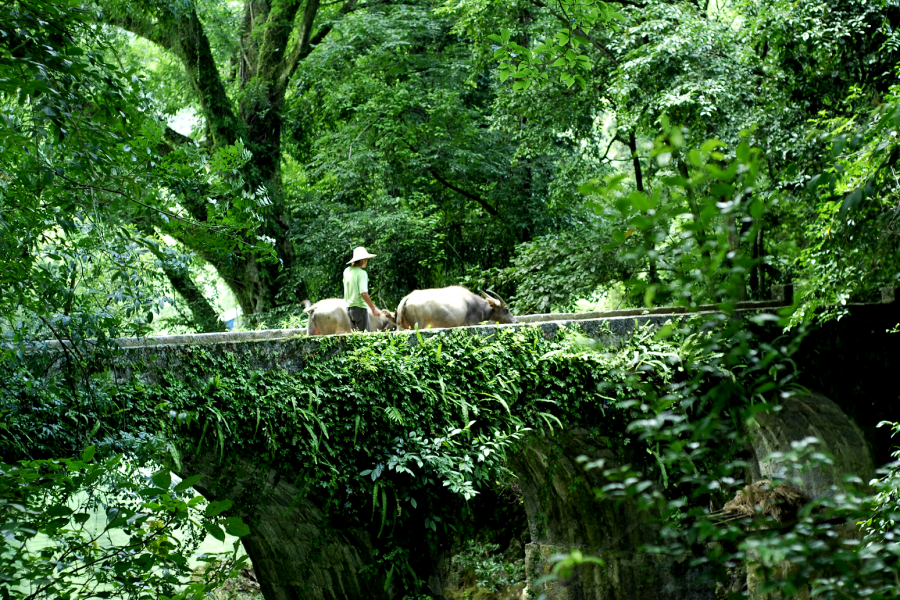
[481,290,515,324]
[375,309,398,331]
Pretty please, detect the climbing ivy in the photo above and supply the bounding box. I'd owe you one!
[1,320,735,595]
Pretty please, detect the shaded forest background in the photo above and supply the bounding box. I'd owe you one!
[3,0,900,338]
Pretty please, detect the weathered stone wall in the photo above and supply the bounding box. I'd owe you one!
[510,429,714,600]
[749,393,875,498]
[743,393,876,600]
[105,315,678,386]
[510,430,655,551]
[784,303,899,465]
[525,546,711,600]
[185,454,388,600]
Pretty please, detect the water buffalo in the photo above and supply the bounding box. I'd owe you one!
[303,299,396,336]
[395,287,514,329]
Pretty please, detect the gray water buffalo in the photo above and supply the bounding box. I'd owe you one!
[303,299,397,336]
[395,287,514,329]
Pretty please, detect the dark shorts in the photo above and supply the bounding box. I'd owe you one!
[348,306,369,332]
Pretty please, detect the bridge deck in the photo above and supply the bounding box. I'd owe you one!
[39,283,816,350]
[84,308,754,349]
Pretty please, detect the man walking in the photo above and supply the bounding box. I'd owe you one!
[344,247,382,331]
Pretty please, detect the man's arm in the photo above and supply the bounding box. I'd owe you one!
[361,292,381,317]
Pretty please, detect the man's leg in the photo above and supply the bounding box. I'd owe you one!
[348,307,369,331]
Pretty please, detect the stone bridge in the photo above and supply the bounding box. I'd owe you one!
[88,293,895,600]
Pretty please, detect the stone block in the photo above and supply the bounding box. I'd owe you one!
[771,284,794,305]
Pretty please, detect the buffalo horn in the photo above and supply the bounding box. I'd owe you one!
[485,289,507,305]
[479,290,498,305]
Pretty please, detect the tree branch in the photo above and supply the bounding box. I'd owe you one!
[598,134,619,162]
[143,238,226,333]
[164,126,194,146]
[157,126,195,157]
[100,10,181,57]
[429,168,500,217]
[278,0,358,92]
[102,4,244,149]
[58,176,238,239]
[256,0,305,90]
[529,0,619,66]
[627,131,643,193]
[173,8,245,148]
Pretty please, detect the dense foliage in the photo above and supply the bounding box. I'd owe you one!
[0,450,248,600]
[3,0,897,329]
[3,318,733,595]
[3,0,900,598]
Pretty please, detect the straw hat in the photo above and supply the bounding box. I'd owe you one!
[347,246,377,264]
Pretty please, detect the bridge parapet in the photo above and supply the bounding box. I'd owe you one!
[45,283,801,351]
[86,313,675,351]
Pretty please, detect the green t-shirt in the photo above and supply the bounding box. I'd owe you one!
[343,266,369,308]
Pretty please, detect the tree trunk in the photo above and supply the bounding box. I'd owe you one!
[627,132,658,287]
[148,245,226,333]
[101,0,366,317]
[726,215,747,302]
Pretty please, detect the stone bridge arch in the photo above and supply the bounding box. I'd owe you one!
[108,315,675,600]
[50,300,894,600]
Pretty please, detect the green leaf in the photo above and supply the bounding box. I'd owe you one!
[223,517,250,537]
[661,176,688,188]
[629,192,651,211]
[203,522,226,542]
[205,499,233,517]
[750,198,765,219]
[700,139,725,153]
[654,324,676,340]
[167,442,182,471]
[711,183,735,197]
[806,174,823,191]
[173,475,202,492]
[831,134,847,158]
[688,149,703,167]
[838,187,864,220]
[46,505,74,517]
[151,468,171,490]
[81,446,96,463]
